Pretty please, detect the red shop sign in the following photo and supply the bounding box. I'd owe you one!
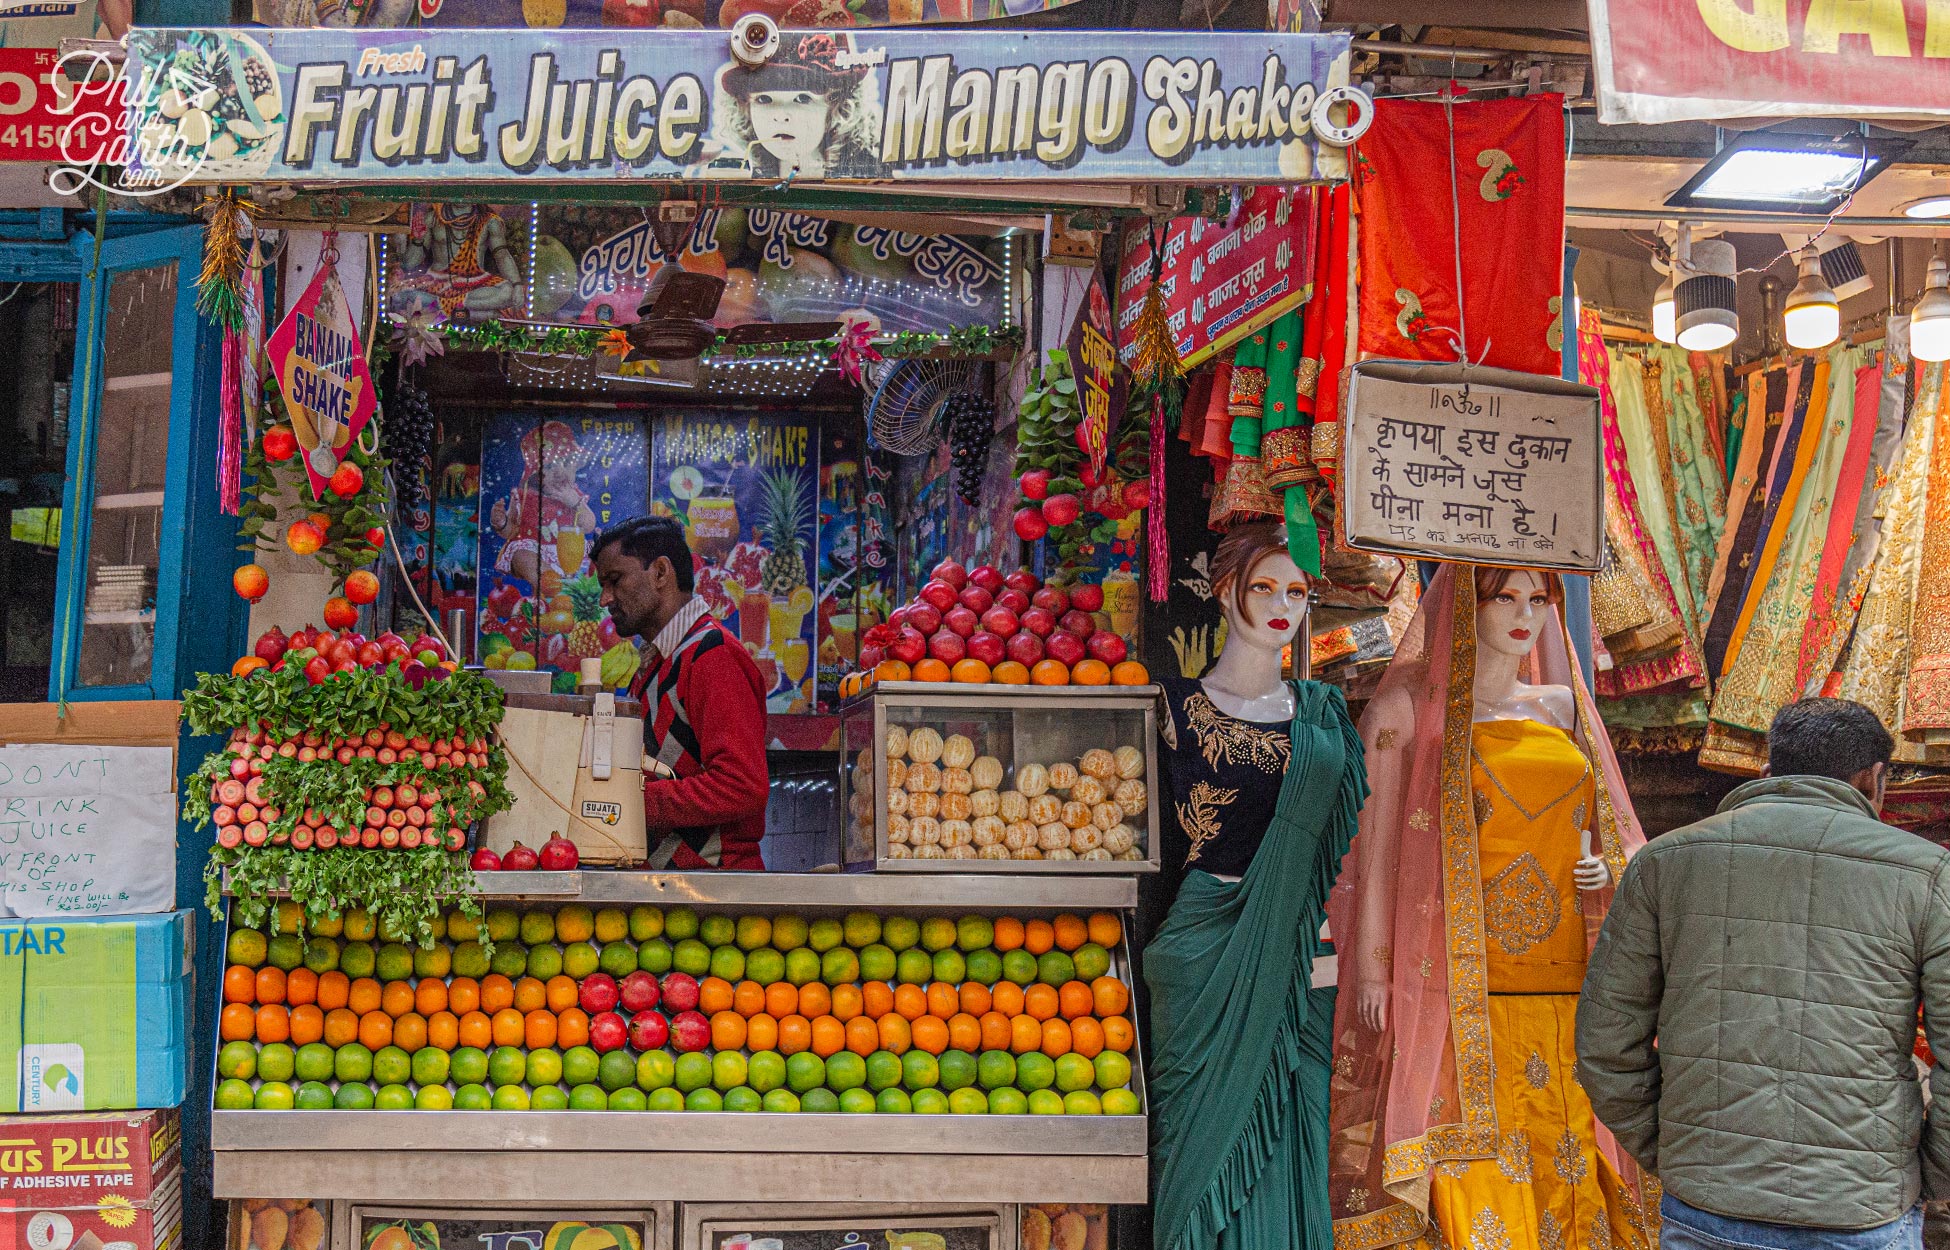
[0,50,76,163]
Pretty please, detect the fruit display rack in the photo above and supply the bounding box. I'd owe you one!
[211,871,1147,1208]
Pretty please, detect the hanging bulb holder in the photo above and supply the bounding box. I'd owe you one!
[1911,255,1950,363]
[1676,236,1739,353]
[1782,244,1840,351]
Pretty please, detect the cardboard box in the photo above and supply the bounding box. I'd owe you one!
[0,916,191,1113]
[0,1109,182,1250]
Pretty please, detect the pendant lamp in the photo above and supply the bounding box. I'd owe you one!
[1651,274,1676,344]
[1782,245,1840,350]
[1676,238,1739,353]
[1913,256,1950,363]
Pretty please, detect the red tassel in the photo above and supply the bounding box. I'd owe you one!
[1147,393,1168,602]
[218,328,242,516]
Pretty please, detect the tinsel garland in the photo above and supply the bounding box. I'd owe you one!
[1129,226,1185,603]
[196,192,251,516]
[218,331,242,515]
[424,317,1022,362]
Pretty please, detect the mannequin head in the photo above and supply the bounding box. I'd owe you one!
[1211,522,1310,656]
[1473,566,1564,663]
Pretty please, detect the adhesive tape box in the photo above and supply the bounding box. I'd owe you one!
[0,1107,183,1250]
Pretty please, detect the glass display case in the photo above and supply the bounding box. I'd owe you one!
[840,684,1161,873]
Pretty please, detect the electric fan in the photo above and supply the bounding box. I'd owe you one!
[866,359,982,456]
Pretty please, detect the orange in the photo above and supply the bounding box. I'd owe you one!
[698,977,735,1016]
[959,983,992,1017]
[990,982,1025,1018]
[893,984,929,1021]
[1087,913,1123,948]
[254,1004,290,1044]
[317,971,351,1011]
[323,1007,360,1048]
[765,982,800,1019]
[979,1011,1013,1051]
[556,1007,590,1050]
[747,1013,779,1053]
[1023,984,1059,1021]
[798,983,832,1020]
[512,976,548,1014]
[779,1014,813,1055]
[947,1013,982,1053]
[358,1010,393,1051]
[1101,1016,1135,1053]
[1110,660,1150,685]
[1024,920,1055,956]
[491,1008,526,1048]
[810,1016,846,1058]
[479,974,514,1014]
[457,1011,493,1050]
[1070,1017,1105,1059]
[845,1016,880,1057]
[381,981,416,1018]
[447,977,481,1015]
[875,659,912,683]
[1031,659,1071,686]
[1058,982,1095,1021]
[427,1010,460,1051]
[828,983,862,1022]
[224,966,257,1004]
[286,968,319,1007]
[862,982,895,1020]
[394,1012,428,1053]
[1040,1017,1073,1058]
[1009,1014,1043,1055]
[906,1015,945,1055]
[992,661,1030,685]
[232,655,269,677]
[879,1013,915,1055]
[545,975,579,1014]
[289,1004,325,1046]
[912,658,952,683]
[255,967,287,1006]
[524,1010,557,1050]
[926,982,960,1020]
[712,1011,749,1052]
[1052,914,1088,951]
[950,658,991,684]
[1091,976,1131,1018]
[731,980,764,1018]
[993,917,1025,952]
[1072,659,1111,686]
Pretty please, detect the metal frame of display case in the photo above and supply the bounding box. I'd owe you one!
[343,1205,677,1250]
[212,873,1147,1207]
[838,684,1163,874]
[681,1203,1013,1250]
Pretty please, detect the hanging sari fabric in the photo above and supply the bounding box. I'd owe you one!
[1648,348,1729,629]
[1703,366,1805,679]
[1261,308,1313,491]
[1692,352,1729,479]
[1212,329,1281,528]
[1612,354,1700,642]
[1704,370,1774,635]
[1901,361,1950,749]
[1309,183,1355,488]
[1797,358,1900,694]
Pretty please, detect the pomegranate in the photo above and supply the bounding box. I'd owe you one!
[660,972,701,1013]
[859,644,887,670]
[958,585,994,614]
[537,833,580,871]
[943,606,979,638]
[253,627,289,664]
[1005,631,1046,666]
[469,846,502,872]
[501,841,540,871]
[619,970,662,1013]
[1003,569,1041,597]
[1032,585,1070,615]
[919,580,959,612]
[580,973,621,1014]
[588,1010,630,1054]
[1046,631,1088,666]
[629,1011,670,1051]
[905,602,942,636]
[1012,508,1050,541]
[980,606,1020,638]
[997,589,1032,616]
[668,1009,711,1053]
[1122,478,1151,510]
[928,630,968,664]
[1087,631,1129,665]
[969,566,1005,594]
[1020,607,1057,638]
[1069,582,1106,613]
[890,627,928,666]
[1058,609,1098,640]
[966,632,1006,667]
[930,559,968,589]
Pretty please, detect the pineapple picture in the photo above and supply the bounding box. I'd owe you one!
[757,467,813,598]
[564,575,607,656]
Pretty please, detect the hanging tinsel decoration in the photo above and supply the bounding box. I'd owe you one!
[197,191,252,517]
[1129,222,1184,603]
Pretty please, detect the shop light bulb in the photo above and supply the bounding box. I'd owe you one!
[1651,275,1676,344]
[1782,245,1840,350]
[1676,238,1739,353]
[1912,257,1950,363]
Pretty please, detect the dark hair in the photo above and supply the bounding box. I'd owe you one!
[1209,521,1306,627]
[1767,697,1894,782]
[591,515,694,593]
[1473,565,1565,605]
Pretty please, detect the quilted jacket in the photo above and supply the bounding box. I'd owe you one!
[1577,775,1950,1229]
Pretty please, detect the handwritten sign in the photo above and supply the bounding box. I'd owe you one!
[1342,360,1601,572]
[1068,264,1125,482]
[267,262,376,500]
[0,745,176,918]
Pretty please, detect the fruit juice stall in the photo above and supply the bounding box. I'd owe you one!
[121,18,1369,1250]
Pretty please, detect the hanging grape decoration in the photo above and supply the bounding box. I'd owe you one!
[384,381,437,512]
[946,393,994,507]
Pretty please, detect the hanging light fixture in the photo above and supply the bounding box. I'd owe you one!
[1651,272,1677,344]
[1676,238,1739,352]
[1782,244,1840,350]
[1912,255,1950,363]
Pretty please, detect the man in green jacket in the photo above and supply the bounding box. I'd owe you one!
[1579,697,1950,1250]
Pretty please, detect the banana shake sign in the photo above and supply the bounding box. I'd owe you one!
[123,27,1365,184]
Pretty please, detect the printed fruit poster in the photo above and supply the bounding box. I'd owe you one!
[476,413,648,688]
[649,410,818,714]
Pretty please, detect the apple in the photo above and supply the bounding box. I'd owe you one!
[1020,469,1051,501]
[1058,609,1098,641]
[1020,607,1056,638]
[1087,631,1129,665]
[1032,585,1071,615]
[980,606,1020,639]
[669,1009,711,1053]
[930,559,968,590]
[944,606,979,638]
[969,566,1005,595]
[1012,508,1049,541]
[1006,631,1046,666]
[619,970,661,1014]
[1046,631,1087,666]
[1041,493,1081,527]
[588,1010,629,1054]
[928,630,968,664]
[905,602,942,636]
[997,589,1031,616]
[1122,478,1151,510]
[303,656,330,685]
[958,585,994,614]
[660,972,701,1014]
[1069,582,1105,613]
[859,644,887,670]
[579,972,621,1014]
[629,1010,670,1052]
[1003,569,1040,597]
[966,631,1006,667]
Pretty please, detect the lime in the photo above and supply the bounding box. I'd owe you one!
[931,949,966,984]
[673,939,712,977]
[452,941,490,979]
[976,1050,1016,1091]
[825,1051,867,1092]
[446,910,481,943]
[253,1081,296,1110]
[1054,1053,1095,1093]
[491,1085,532,1111]
[570,1084,609,1110]
[635,1050,676,1091]
[374,1084,415,1110]
[338,942,376,980]
[801,1088,841,1114]
[900,1050,939,1091]
[911,1088,950,1114]
[875,1088,913,1114]
[412,1047,451,1087]
[1102,1089,1142,1115]
[295,1043,337,1083]
[711,1051,749,1092]
[807,918,845,953]
[1027,1089,1065,1115]
[214,1078,256,1110]
[722,1086,762,1113]
[685,1088,725,1112]
[599,1050,638,1092]
[1072,942,1111,982]
[698,913,736,948]
[771,914,809,952]
[664,907,699,941]
[488,1045,528,1086]
[530,1084,570,1111]
[415,1084,454,1110]
[295,1081,335,1110]
[938,1051,977,1092]
[748,1051,787,1094]
[709,945,747,983]
[645,1087,686,1112]
[820,948,859,986]
[519,910,556,945]
[864,1050,903,1091]
[266,934,305,971]
[882,916,920,953]
[451,1046,489,1086]
[989,1088,1029,1115]
[311,912,344,939]
[858,944,896,983]
[1093,1051,1133,1091]
[375,943,414,982]
[490,942,530,978]
[637,940,674,975]
[786,1052,827,1094]
[453,1084,493,1110]
[556,904,595,942]
[762,1089,802,1113]
[1037,951,1077,987]
[1000,950,1038,986]
[484,908,520,943]
[334,1082,377,1110]
[275,901,305,934]
[920,917,957,952]
[674,1051,715,1092]
[784,948,822,986]
[947,1087,989,1114]
[736,915,773,951]
[334,1043,373,1083]
[372,1045,412,1086]
[895,950,933,986]
[302,937,340,974]
[527,943,565,981]
[607,1087,649,1112]
[413,943,452,979]
[957,915,995,952]
[1063,1090,1103,1115]
[1016,1053,1056,1092]
[343,908,377,942]
[838,1088,878,1114]
[746,948,785,986]
[257,1042,296,1083]
[964,950,1002,986]
[629,906,666,942]
[599,942,637,979]
[526,1047,563,1087]
[842,911,882,948]
[217,1041,257,1081]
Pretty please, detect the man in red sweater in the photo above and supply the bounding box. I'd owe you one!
[593,516,769,870]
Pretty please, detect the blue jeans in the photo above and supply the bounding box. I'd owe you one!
[1662,1195,1923,1250]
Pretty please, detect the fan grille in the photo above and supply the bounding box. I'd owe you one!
[867,359,984,455]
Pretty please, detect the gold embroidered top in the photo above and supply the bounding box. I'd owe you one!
[1471,717,1594,995]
